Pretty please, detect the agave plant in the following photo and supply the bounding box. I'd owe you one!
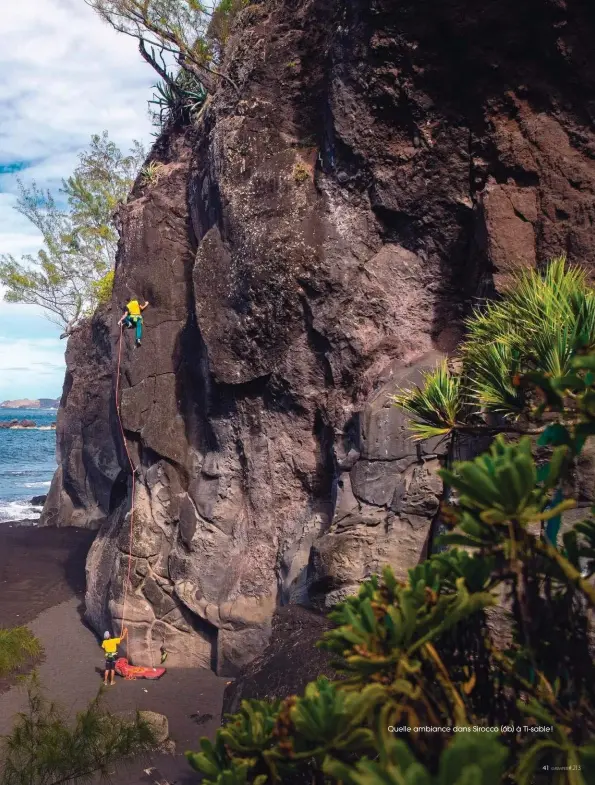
[393,361,464,440]
[148,60,208,131]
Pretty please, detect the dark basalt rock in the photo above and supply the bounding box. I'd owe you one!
[43,0,595,675]
[222,606,337,717]
[40,307,120,531]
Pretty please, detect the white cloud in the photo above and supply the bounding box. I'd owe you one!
[0,337,66,398]
[0,0,156,251]
[0,0,156,394]
[0,0,155,169]
[0,194,42,257]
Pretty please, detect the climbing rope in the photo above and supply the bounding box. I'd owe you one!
[115,321,157,671]
[115,321,136,650]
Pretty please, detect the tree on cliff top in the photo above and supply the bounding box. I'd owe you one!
[0,132,145,336]
[85,0,243,97]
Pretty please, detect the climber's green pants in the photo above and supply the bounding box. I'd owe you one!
[123,315,143,342]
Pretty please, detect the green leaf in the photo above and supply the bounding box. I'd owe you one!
[515,739,561,785]
[572,355,595,371]
[392,361,462,440]
[538,423,572,447]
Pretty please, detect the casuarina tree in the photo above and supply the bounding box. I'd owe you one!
[85,0,244,96]
[0,133,145,336]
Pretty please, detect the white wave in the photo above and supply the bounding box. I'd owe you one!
[0,500,42,523]
[23,481,51,488]
[1,426,55,431]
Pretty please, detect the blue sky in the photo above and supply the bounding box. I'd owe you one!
[0,0,155,400]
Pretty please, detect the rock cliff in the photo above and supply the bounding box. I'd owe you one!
[41,309,120,530]
[43,0,595,674]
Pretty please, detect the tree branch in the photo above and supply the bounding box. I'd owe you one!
[452,423,547,437]
[178,51,240,96]
[138,39,179,91]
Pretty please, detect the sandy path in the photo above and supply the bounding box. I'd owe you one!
[0,525,94,628]
[0,527,228,784]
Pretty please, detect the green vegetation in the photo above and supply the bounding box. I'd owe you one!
[1,2,252,336]
[85,0,246,96]
[90,270,115,308]
[0,624,153,784]
[149,65,208,131]
[0,677,156,785]
[187,260,595,784]
[394,256,595,440]
[208,0,250,61]
[140,160,165,187]
[0,133,145,335]
[0,628,42,679]
[292,161,310,183]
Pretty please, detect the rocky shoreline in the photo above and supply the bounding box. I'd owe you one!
[0,419,56,430]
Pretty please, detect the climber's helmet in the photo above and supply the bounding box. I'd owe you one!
[104,631,111,640]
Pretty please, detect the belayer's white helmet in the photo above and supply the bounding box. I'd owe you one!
[104,631,110,639]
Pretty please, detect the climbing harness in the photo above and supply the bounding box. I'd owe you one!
[115,320,163,678]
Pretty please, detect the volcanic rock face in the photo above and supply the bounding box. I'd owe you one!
[48,0,595,674]
[221,605,338,716]
[41,310,121,530]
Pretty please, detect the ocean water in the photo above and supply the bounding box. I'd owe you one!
[0,408,57,523]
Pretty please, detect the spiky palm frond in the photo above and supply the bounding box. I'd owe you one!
[531,326,578,380]
[504,257,595,345]
[566,287,595,353]
[464,301,521,355]
[465,257,595,355]
[508,257,578,322]
[396,257,595,439]
[462,342,525,415]
[393,362,462,440]
[462,257,595,414]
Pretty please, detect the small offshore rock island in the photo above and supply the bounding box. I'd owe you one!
[0,398,59,409]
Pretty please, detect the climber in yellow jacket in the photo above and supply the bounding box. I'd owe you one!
[118,298,149,346]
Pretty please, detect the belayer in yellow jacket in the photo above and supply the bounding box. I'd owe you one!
[118,298,149,346]
[102,627,128,685]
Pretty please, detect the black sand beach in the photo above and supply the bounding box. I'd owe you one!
[0,524,228,784]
